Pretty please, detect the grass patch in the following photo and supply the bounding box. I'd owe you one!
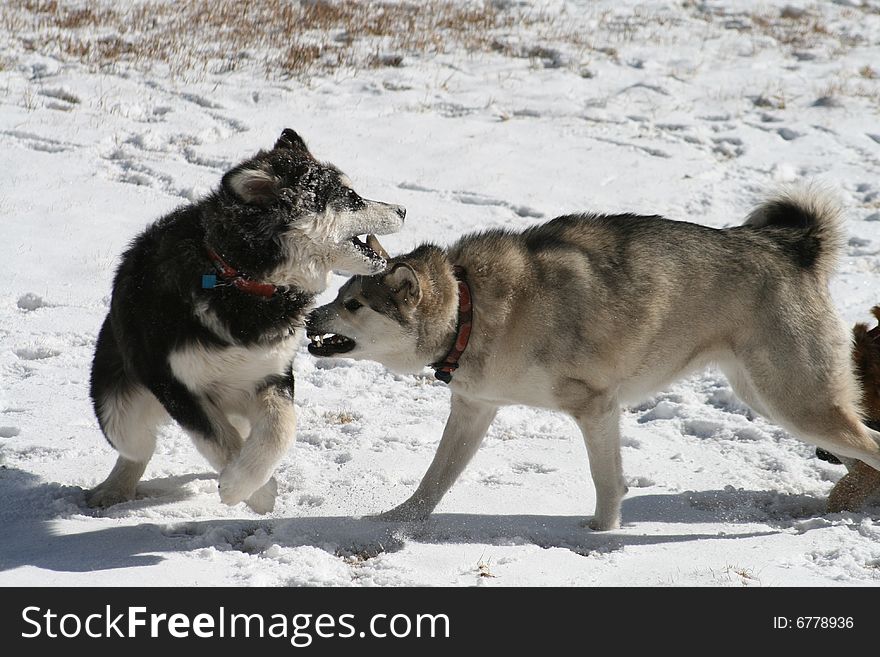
[3,0,530,79]
[2,1,873,83]
[323,409,359,425]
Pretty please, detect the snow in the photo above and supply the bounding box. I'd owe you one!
[2,0,880,587]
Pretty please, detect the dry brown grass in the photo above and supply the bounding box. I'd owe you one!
[323,409,359,425]
[0,1,703,80]
[751,9,831,48]
[2,0,531,79]
[682,2,864,54]
[4,1,870,82]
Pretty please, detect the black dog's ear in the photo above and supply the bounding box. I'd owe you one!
[274,128,311,156]
[222,167,280,205]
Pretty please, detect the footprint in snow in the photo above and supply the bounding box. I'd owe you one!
[511,462,558,474]
[733,426,764,441]
[298,494,325,508]
[848,236,874,256]
[38,87,80,106]
[637,400,681,423]
[179,92,224,109]
[0,129,78,153]
[630,392,684,413]
[682,418,724,439]
[17,293,53,311]
[706,387,755,418]
[0,426,20,438]
[711,136,745,158]
[14,346,61,360]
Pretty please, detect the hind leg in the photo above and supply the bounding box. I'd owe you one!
[721,359,878,470]
[727,346,880,476]
[88,385,167,507]
[88,318,165,507]
[718,362,771,419]
[87,457,149,507]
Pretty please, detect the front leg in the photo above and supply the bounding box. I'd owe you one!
[379,394,497,521]
[219,375,296,512]
[145,368,244,474]
[146,365,275,510]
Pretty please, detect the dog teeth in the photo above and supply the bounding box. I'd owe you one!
[311,334,351,349]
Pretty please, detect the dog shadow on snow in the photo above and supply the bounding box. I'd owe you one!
[0,465,856,574]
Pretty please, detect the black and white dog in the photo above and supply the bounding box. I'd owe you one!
[88,129,405,512]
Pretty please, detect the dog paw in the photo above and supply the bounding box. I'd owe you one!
[245,477,278,514]
[581,516,620,531]
[827,462,880,513]
[85,485,135,508]
[218,464,264,507]
[374,501,431,522]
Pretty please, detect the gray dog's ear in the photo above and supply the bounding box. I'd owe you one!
[366,234,390,260]
[384,263,421,307]
[274,128,312,156]
[223,167,280,206]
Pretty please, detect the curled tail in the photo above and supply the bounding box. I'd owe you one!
[744,185,845,279]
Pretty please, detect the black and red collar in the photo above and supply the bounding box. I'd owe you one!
[203,246,277,298]
[432,265,473,384]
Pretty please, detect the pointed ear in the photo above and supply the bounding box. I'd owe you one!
[223,167,279,205]
[274,128,312,156]
[366,234,390,260]
[384,263,421,307]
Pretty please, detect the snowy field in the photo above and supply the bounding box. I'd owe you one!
[2,0,880,586]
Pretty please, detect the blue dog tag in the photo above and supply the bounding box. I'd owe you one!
[202,274,218,289]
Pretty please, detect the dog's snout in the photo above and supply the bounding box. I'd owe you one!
[305,306,336,336]
[395,205,406,221]
[305,311,320,336]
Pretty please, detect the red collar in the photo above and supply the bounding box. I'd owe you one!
[204,246,277,298]
[432,265,473,384]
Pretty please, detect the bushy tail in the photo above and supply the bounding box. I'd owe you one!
[744,185,845,279]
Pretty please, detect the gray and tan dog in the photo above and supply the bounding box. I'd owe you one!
[307,188,880,529]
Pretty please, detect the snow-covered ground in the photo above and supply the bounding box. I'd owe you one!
[2,0,880,586]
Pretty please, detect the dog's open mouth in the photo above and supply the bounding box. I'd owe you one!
[350,234,382,262]
[307,332,356,356]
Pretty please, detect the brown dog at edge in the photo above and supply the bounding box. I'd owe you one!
[828,306,880,512]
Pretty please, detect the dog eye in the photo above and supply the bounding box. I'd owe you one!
[343,299,362,312]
